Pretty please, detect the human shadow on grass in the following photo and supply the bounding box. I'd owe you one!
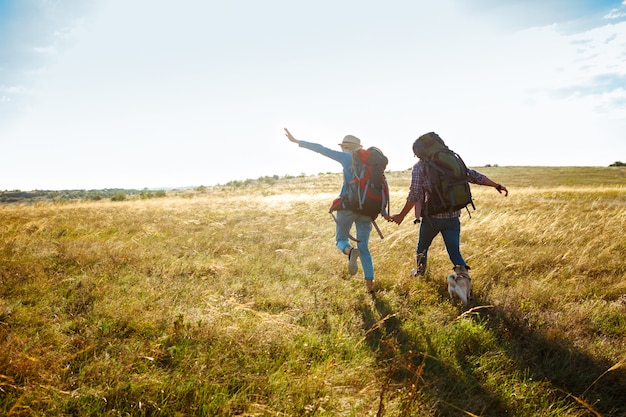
[430,274,626,415]
[476,304,626,416]
[358,284,626,416]
[357,294,511,416]
[429,280,626,417]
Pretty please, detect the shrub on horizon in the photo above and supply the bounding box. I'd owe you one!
[111,192,127,202]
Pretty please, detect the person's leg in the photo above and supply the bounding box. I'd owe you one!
[335,210,360,275]
[354,214,376,292]
[354,214,374,279]
[335,210,353,254]
[415,217,440,274]
[440,217,467,268]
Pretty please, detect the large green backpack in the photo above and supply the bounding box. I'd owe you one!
[413,132,474,217]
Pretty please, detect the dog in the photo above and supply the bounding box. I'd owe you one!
[447,272,472,308]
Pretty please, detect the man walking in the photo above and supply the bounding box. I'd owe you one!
[390,133,508,283]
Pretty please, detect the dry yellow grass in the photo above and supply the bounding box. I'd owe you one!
[0,167,625,416]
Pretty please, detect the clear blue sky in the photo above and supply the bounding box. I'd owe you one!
[1,0,625,190]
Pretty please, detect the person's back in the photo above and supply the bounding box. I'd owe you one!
[412,132,474,218]
[331,146,390,222]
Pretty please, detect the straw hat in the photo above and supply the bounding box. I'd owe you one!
[338,135,362,149]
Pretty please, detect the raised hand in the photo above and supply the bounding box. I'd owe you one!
[284,128,299,144]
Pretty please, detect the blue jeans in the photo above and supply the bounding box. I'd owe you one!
[335,210,374,280]
[416,216,467,272]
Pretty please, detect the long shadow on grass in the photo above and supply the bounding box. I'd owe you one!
[358,295,408,356]
[479,305,626,416]
[358,295,511,416]
[359,291,626,416]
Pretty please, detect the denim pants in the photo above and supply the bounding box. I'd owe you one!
[335,210,374,280]
[416,216,467,272]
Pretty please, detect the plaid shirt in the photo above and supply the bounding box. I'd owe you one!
[407,160,487,219]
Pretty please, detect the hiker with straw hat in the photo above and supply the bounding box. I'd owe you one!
[284,127,378,293]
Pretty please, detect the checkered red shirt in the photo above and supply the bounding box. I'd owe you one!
[407,160,487,219]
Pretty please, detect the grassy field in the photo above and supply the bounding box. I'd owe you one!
[1,166,625,416]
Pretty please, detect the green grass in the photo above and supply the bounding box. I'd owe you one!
[1,166,625,416]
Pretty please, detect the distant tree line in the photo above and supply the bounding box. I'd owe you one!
[0,188,168,203]
[220,174,304,188]
[609,161,625,167]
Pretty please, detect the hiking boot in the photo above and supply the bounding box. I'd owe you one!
[348,248,360,275]
[411,263,425,277]
[412,252,426,277]
[365,279,377,294]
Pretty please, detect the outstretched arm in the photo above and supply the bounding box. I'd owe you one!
[483,177,508,196]
[470,169,509,197]
[284,128,300,144]
[284,127,346,164]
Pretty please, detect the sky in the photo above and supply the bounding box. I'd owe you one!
[1,0,625,191]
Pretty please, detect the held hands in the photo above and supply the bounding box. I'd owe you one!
[389,201,417,225]
[284,128,299,144]
[388,214,405,224]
